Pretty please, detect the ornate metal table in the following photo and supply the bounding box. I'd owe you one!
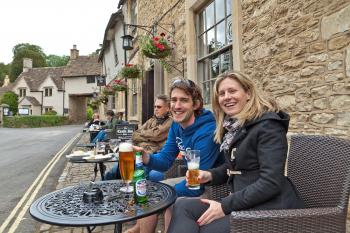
[30,180,177,233]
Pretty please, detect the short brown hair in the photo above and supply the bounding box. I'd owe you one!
[169,77,203,116]
[156,94,170,107]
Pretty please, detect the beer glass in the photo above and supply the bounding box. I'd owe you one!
[186,150,200,190]
[119,142,135,192]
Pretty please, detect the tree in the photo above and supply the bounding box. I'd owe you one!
[0,63,11,86]
[10,44,47,82]
[46,54,69,67]
[0,91,18,115]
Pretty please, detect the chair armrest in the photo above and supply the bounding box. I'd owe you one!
[230,207,346,233]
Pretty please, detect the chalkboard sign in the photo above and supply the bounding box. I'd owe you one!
[115,124,137,142]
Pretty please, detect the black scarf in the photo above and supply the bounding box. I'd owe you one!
[155,112,170,125]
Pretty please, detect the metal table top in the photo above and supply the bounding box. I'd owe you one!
[30,180,177,227]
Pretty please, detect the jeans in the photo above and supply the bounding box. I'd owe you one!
[92,130,106,143]
[104,163,164,182]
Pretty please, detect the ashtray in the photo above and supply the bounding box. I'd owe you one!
[83,187,103,204]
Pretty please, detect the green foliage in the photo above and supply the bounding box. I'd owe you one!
[10,43,47,81]
[44,110,57,115]
[46,54,69,67]
[86,106,94,120]
[0,63,11,86]
[0,91,18,115]
[3,115,70,128]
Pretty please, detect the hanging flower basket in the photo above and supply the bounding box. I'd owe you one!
[88,99,100,110]
[120,64,141,79]
[139,33,173,59]
[110,79,128,92]
[102,86,115,96]
[98,95,108,105]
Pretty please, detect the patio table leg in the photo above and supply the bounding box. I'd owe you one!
[99,162,106,180]
[114,223,122,233]
[87,226,96,232]
[93,164,98,181]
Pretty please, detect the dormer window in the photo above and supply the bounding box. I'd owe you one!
[19,88,26,97]
[44,87,53,97]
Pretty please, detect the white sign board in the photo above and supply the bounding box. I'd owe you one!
[18,108,29,115]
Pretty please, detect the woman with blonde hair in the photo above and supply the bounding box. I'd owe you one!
[167,71,304,233]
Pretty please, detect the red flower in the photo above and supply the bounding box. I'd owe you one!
[126,64,133,67]
[153,36,160,41]
[160,32,166,37]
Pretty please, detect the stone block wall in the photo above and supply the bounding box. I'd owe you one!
[241,0,350,137]
[137,0,186,83]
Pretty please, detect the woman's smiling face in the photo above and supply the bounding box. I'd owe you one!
[217,77,251,117]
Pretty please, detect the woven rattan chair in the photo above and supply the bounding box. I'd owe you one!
[164,159,185,179]
[210,135,350,233]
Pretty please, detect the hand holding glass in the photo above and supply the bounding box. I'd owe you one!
[186,150,201,190]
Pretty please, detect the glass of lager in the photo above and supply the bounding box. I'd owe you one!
[119,142,135,192]
[186,150,200,190]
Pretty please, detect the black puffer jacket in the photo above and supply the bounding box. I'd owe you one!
[208,111,304,215]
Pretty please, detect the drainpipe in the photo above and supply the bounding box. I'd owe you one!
[62,80,65,116]
[40,91,43,115]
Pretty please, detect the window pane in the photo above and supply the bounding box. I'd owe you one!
[207,28,215,53]
[198,11,205,34]
[198,34,206,57]
[203,81,211,105]
[205,2,214,29]
[216,0,225,22]
[220,51,232,73]
[227,18,233,43]
[211,56,220,78]
[226,0,232,16]
[216,21,225,48]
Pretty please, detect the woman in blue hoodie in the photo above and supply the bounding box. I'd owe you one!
[167,71,304,233]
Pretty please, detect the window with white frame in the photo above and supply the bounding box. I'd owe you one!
[19,88,26,97]
[44,87,53,97]
[44,107,53,113]
[197,0,233,105]
[86,76,95,83]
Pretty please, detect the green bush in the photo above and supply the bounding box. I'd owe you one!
[3,115,70,128]
[86,106,93,120]
[44,110,57,115]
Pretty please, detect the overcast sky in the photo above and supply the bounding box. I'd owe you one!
[0,0,118,64]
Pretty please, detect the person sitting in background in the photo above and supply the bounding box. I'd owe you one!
[85,113,105,128]
[167,71,304,233]
[104,94,173,182]
[92,110,123,143]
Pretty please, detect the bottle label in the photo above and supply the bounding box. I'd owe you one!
[135,179,147,197]
[135,155,143,167]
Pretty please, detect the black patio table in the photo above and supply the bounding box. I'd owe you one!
[30,180,177,233]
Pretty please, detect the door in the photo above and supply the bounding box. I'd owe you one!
[142,69,154,124]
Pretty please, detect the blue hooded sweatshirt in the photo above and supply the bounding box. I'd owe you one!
[147,109,223,197]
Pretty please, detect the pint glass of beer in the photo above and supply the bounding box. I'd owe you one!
[119,142,135,192]
[186,150,200,190]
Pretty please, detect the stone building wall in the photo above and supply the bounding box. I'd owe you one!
[137,0,186,82]
[241,0,350,138]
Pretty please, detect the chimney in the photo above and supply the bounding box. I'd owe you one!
[23,58,33,72]
[70,44,79,60]
[2,75,10,87]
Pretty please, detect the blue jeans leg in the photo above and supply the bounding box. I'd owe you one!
[104,163,120,180]
[144,167,164,182]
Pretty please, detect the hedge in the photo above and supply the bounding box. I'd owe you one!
[3,115,70,128]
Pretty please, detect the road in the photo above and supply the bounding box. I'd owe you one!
[0,125,83,233]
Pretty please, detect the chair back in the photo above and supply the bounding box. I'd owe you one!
[287,135,350,209]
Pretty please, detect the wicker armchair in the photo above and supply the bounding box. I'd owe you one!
[211,135,350,233]
[164,159,185,179]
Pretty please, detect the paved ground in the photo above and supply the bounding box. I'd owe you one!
[34,132,350,233]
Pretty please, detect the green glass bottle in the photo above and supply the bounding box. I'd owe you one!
[133,152,148,204]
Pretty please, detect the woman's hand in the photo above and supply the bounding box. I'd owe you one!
[133,146,150,164]
[197,199,225,226]
[186,170,212,186]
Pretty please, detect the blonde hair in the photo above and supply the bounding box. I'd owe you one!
[212,71,279,143]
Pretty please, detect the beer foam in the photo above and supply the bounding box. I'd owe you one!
[119,142,133,152]
[188,161,199,169]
